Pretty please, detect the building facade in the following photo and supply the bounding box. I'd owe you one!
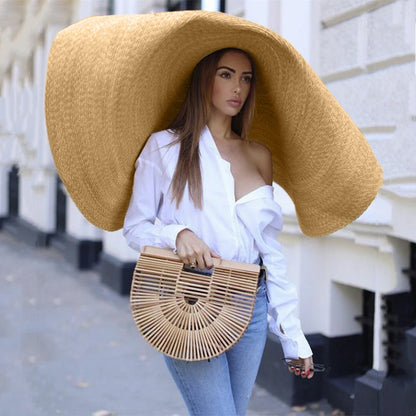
[0,0,415,414]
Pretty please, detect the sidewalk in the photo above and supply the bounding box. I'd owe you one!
[0,230,338,416]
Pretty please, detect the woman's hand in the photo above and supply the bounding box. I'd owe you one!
[175,229,220,269]
[287,356,314,379]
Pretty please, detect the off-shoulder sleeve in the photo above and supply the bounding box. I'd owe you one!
[235,190,312,359]
[122,132,188,251]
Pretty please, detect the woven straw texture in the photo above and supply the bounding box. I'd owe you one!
[130,246,260,361]
[45,10,383,237]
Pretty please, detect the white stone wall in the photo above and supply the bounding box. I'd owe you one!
[0,0,75,232]
[112,0,165,14]
[320,0,416,183]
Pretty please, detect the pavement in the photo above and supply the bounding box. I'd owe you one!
[0,230,340,416]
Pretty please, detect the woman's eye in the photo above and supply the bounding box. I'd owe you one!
[220,72,231,79]
[243,76,252,83]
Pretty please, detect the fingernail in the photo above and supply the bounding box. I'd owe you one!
[289,366,295,372]
[295,369,300,375]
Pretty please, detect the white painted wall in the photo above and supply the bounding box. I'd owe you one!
[66,198,102,241]
[320,0,416,201]
[280,0,318,68]
[112,0,164,14]
[226,0,244,17]
[74,0,109,20]
[329,283,363,336]
[201,0,221,12]
[102,229,138,262]
[0,0,111,236]
[19,168,56,232]
[244,0,280,33]
[279,228,410,337]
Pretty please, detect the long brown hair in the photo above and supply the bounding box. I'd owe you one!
[168,48,257,209]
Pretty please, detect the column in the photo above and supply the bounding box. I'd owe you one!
[244,0,280,33]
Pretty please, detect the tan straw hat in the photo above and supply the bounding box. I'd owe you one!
[45,10,383,237]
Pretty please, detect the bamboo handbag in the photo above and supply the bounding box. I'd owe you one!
[130,246,261,361]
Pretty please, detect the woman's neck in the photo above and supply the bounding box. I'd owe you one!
[207,114,234,141]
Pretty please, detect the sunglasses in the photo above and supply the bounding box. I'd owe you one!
[281,358,327,373]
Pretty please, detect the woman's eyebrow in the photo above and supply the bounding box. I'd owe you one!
[216,65,252,74]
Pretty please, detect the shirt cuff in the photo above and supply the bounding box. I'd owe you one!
[279,331,313,359]
[160,224,190,249]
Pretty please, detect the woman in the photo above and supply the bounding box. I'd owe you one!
[123,47,314,416]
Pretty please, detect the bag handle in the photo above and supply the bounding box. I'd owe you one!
[140,246,260,273]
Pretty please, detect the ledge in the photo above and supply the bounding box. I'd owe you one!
[276,181,416,245]
[321,0,397,28]
[2,216,53,247]
[97,252,135,296]
[50,232,102,270]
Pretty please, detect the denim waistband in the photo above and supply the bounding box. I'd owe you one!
[256,258,266,289]
[253,257,263,266]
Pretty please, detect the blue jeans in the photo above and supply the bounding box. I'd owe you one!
[163,281,268,416]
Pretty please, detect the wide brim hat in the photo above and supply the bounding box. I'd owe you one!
[45,10,383,237]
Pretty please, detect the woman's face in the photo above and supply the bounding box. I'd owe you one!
[210,51,253,118]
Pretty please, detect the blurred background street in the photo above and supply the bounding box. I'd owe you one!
[0,230,339,416]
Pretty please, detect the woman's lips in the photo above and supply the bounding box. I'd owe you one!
[227,99,242,107]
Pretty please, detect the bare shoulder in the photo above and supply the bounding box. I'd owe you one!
[247,140,273,184]
[247,140,271,159]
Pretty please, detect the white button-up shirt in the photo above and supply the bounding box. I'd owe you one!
[123,126,312,359]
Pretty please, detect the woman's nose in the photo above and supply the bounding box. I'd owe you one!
[234,84,241,94]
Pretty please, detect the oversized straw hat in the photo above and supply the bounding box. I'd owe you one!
[45,10,383,237]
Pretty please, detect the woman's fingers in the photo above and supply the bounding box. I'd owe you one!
[287,359,300,375]
[196,252,207,269]
[200,252,211,269]
[176,229,219,269]
[287,357,314,379]
[201,250,221,269]
[302,356,314,379]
